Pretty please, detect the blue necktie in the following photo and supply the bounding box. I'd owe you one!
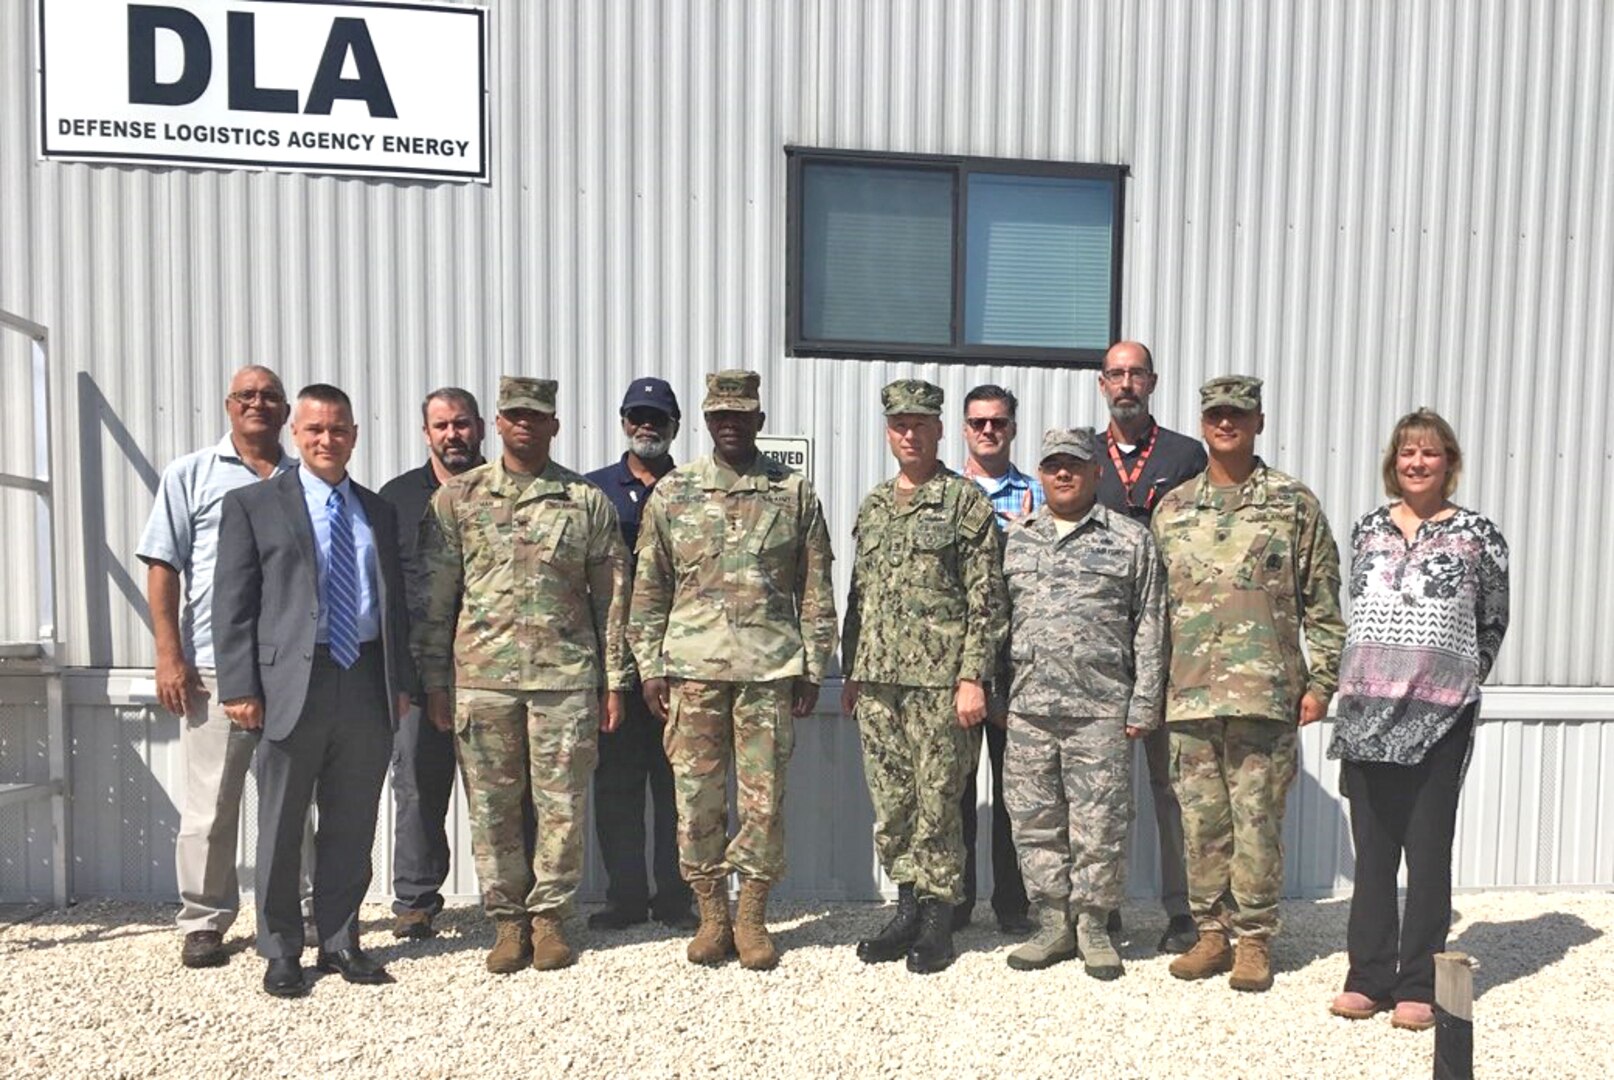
[325,488,360,669]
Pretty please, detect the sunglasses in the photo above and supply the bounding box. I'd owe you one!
[624,408,671,428]
[229,389,286,406]
[965,417,1012,432]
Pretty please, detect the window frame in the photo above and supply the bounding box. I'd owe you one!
[784,146,1128,368]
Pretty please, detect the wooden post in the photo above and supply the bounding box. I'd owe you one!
[1433,951,1474,1080]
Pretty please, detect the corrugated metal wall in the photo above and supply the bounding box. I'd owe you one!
[4,677,1609,904]
[1,0,1611,680]
[3,1,1614,901]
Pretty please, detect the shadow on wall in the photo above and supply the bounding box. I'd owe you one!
[78,372,161,667]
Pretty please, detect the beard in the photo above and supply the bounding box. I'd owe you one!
[1108,398,1145,423]
[434,444,477,471]
[629,431,673,460]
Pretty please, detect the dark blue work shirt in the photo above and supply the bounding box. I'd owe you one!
[585,453,674,557]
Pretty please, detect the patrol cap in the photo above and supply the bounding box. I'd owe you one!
[702,370,762,413]
[1200,375,1263,413]
[498,375,557,415]
[1038,427,1098,465]
[881,379,944,416]
[620,377,680,420]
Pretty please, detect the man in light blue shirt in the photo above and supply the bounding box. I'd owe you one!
[137,365,311,970]
[957,384,1042,935]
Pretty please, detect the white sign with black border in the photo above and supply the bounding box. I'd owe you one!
[37,0,489,182]
[756,435,813,484]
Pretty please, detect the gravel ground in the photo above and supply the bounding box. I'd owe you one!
[2,891,1611,1079]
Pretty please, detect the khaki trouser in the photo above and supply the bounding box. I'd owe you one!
[175,671,313,935]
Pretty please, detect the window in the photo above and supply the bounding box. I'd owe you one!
[786,147,1126,366]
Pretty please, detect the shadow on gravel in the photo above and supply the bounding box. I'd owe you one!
[0,903,174,952]
[356,908,498,965]
[1448,911,1602,999]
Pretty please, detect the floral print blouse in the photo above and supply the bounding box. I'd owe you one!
[1327,505,1510,765]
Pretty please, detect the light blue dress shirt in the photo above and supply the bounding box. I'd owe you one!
[297,466,381,645]
[137,433,296,669]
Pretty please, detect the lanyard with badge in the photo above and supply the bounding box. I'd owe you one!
[1106,422,1160,512]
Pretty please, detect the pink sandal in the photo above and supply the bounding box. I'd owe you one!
[1391,1001,1436,1031]
[1330,991,1392,1020]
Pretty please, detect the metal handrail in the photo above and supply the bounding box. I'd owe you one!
[0,307,67,906]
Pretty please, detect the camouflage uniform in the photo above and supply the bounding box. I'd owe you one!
[627,371,838,885]
[1151,376,1345,939]
[844,380,1008,905]
[413,377,632,919]
[1002,429,1167,914]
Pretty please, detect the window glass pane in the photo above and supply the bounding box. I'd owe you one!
[963,174,1114,349]
[801,163,954,345]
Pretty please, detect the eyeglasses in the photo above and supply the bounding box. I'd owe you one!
[965,417,1012,432]
[228,389,286,406]
[624,408,671,428]
[1100,368,1154,385]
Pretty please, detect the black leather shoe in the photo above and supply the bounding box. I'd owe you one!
[587,905,649,930]
[951,902,973,932]
[650,902,700,932]
[995,909,1036,935]
[1157,914,1199,955]
[263,958,308,997]
[857,883,920,964]
[181,930,227,969]
[1107,908,1124,935]
[314,947,393,985]
[906,898,957,974]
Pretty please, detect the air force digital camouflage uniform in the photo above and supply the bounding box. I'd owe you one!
[1151,376,1345,942]
[627,372,838,889]
[1002,429,1167,924]
[844,380,1008,906]
[413,377,632,922]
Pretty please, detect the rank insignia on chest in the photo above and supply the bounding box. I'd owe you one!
[1266,553,1283,571]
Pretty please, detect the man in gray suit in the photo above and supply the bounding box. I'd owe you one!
[214,383,414,998]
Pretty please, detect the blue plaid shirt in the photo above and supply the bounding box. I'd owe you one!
[969,463,1045,529]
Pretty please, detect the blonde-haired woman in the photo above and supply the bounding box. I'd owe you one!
[1328,410,1509,1031]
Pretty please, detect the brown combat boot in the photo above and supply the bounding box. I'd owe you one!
[1229,935,1273,992]
[1168,926,1233,980]
[733,878,779,971]
[530,911,575,971]
[486,917,531,973]
[687,879,734,965]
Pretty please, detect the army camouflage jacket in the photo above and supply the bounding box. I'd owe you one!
[412,458,632,693]
[628,453,837,683]
[1003,504,1166,728]
[1151,460,1345,724]
[843,467,1007,688]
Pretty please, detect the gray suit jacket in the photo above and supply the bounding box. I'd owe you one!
[213,466,414,741]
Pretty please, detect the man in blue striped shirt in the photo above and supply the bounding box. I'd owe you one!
[956,384,1041,934]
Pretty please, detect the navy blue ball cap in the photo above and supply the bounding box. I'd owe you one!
[619,377,681,420]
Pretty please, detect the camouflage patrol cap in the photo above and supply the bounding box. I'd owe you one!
[1200,374,1263,412]
[1038,427,1098,464]
[702,370,762,412]
[498,375,557,414]
[881,379,944,416]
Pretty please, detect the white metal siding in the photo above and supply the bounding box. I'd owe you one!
[3,676,1611,904]
[2,1,1613,900]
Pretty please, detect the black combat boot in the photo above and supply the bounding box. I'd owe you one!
[905,897,957,974]
[856,883,920,964]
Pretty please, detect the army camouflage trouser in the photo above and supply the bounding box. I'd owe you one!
[455,688,599,918]
[855,683,980,904]
[1002,713,1133,912]
[1169,717,1298,939]
[664,678,796,884]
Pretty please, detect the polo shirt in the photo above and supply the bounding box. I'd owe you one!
[136,433,295,668]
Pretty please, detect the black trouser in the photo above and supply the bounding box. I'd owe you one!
[390,703,457,916]
[592,692,689,915]
[255,644,391,959]
[1341,706,1475,1005]
[959,719,1029,918]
